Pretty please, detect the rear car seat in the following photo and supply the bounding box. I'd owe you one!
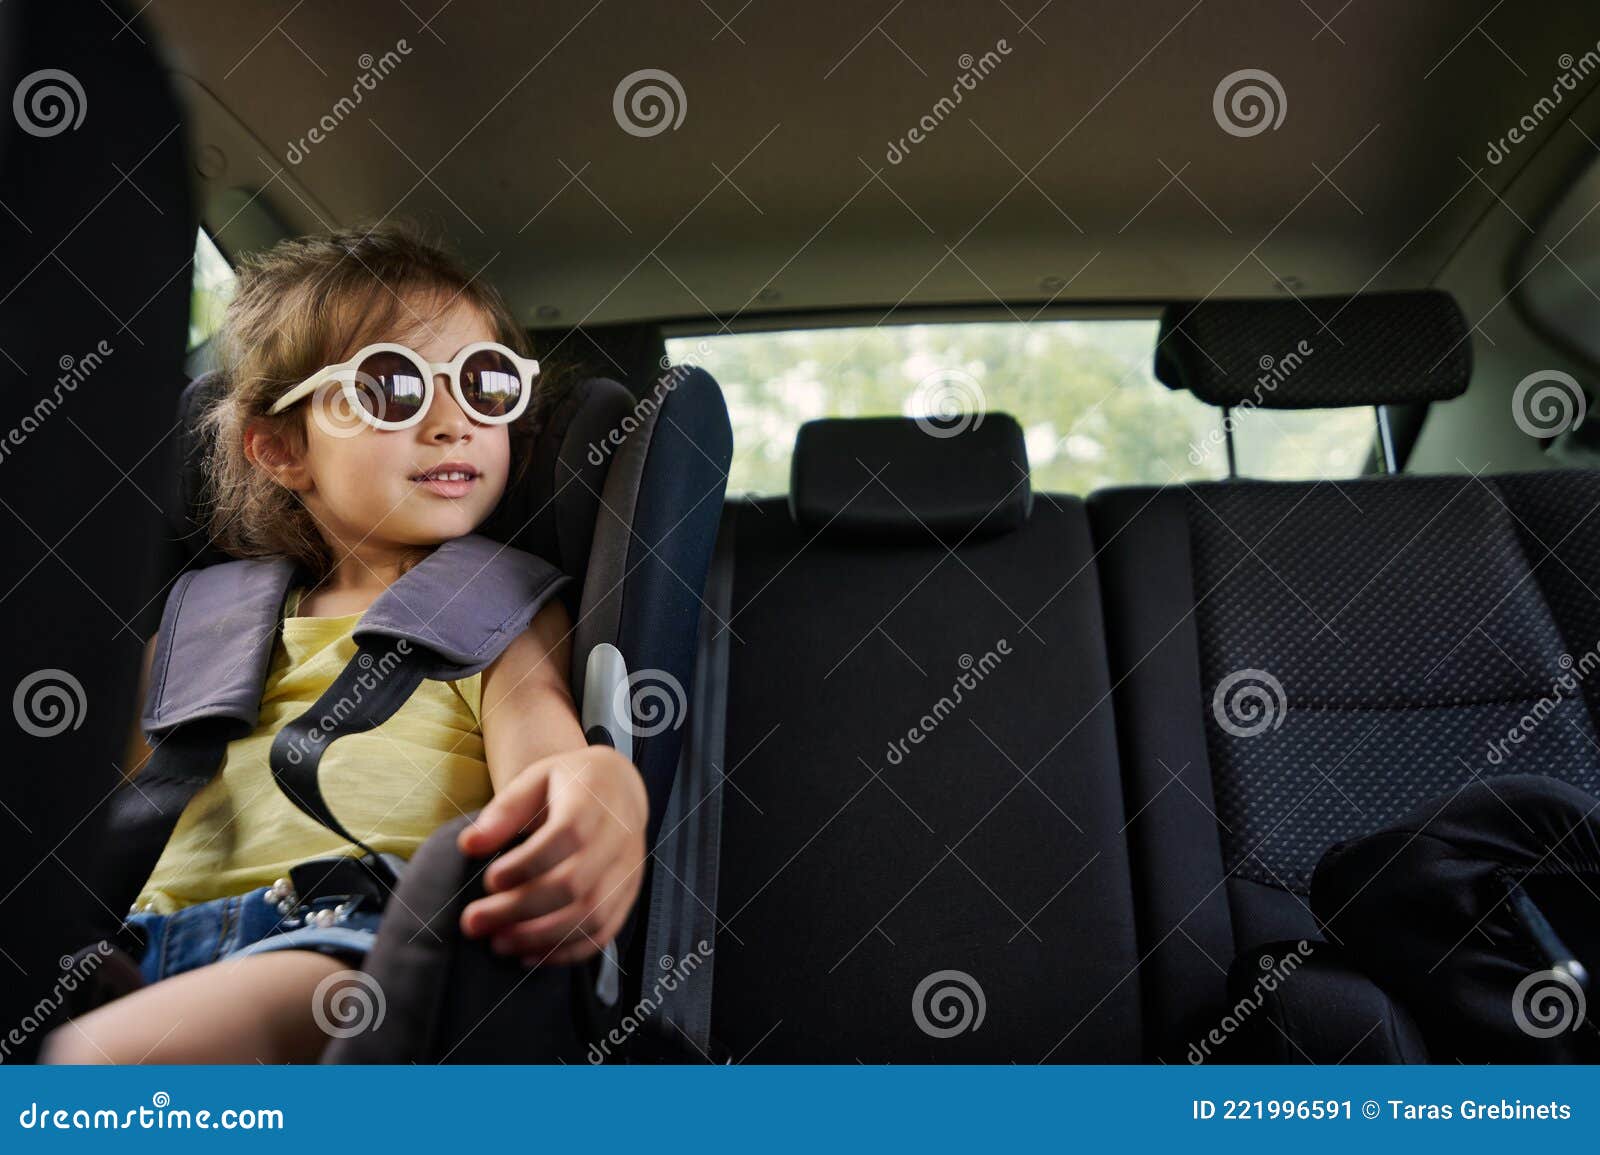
[1088,290,1600,1061]
[646,415,1144,1061]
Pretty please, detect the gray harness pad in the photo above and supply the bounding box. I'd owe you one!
[143,534,569,738]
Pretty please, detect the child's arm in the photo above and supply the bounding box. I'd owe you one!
[456,599,648,966]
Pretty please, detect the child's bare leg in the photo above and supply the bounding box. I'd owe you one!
[40,949,352,1064]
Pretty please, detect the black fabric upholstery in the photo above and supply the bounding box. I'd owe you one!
[709,494,1140,1061]
[1313,775,1600,1063]
[562,365,732,1035]
[1225,941,1429,1064]
[1089,470,1600,1062]
[1184,476,1600,897]
[322,813,601,1063]
[789,414,1032,541]
[1496,470,1600,721]
[1155,290,1471,408]
[0,0,195,1060]
[1086,488,1235,1060]
[529,321,667,394]
[636,504,737,1061]
[572,367,733,846]
[481,375,631,617]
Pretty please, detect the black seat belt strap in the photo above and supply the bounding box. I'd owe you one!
[95,719,239,919]
[643,502,737,1058]
[268,636,430,891]
[92,641,426,923]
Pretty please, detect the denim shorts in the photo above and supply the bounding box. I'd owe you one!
[125,884,385,986]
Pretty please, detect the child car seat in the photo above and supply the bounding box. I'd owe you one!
[1310,774,1600,1063]
[70,363,731,1062]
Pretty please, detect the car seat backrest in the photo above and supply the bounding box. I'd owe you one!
[0,0,197,1059]
[1088,289,1600,1059]
[695,414,1144,1061]
[1184,475,1600,892]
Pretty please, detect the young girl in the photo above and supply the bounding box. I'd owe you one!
[41,225,646,1064]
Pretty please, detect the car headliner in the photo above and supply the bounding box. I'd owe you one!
[148,1,1600,327]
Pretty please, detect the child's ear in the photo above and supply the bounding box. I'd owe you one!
[243,421,313,493]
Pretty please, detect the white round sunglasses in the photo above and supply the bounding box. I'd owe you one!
[268,341,539,430]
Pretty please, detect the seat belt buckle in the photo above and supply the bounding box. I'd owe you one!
[288,852,401,908]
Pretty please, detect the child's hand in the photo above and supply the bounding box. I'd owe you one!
[456,745,647,966]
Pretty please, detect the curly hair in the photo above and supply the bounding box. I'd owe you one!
[200,222,558,581]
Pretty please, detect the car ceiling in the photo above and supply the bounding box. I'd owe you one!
[147,0,1600,327]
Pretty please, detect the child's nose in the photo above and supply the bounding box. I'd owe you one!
[421,375,473,441]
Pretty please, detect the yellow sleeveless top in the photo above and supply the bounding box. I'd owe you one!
[133,588,492,914]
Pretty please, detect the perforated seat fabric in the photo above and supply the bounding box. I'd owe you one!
[1155,290,1471,409]
[1088,470,1600,1059]
[1495,471,1600,721]
[707,495,1142,1062]
[1191,476,1600,894]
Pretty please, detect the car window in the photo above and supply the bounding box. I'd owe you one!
[189,229,235,351]
[666,322,1378,495]
[1225,405,1379,479]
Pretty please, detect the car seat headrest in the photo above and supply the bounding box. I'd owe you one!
[1154,289,1472,409]
[170,370,635,602]
[789,414,1032,542]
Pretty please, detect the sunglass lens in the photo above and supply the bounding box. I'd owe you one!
[354,351,426,424]
[460,348,524,418]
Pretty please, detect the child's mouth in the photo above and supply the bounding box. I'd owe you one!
[410,463,480,499]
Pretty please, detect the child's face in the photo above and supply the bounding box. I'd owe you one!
[290,300,514,558]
